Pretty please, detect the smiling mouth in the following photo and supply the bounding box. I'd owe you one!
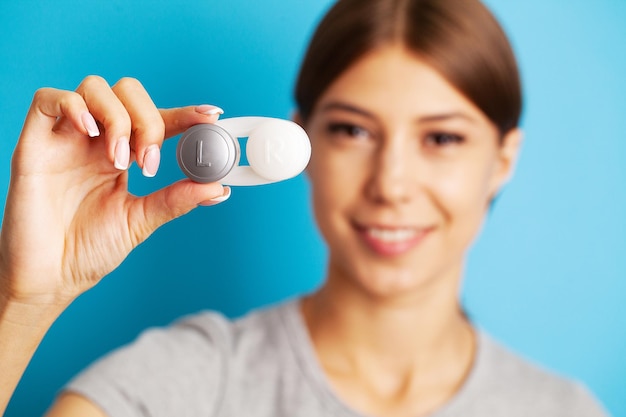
[356,225,432,256]
[366,227,419,242]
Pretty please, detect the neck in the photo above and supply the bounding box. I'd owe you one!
[301,263,475,414]
[304,262,471,357]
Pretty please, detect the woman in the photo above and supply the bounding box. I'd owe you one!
[0,0,608,416]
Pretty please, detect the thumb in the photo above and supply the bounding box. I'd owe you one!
[128,180,229,243]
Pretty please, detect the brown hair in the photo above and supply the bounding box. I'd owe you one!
[294,0,522,137]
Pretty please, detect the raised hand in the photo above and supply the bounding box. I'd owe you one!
[0,75,228,307]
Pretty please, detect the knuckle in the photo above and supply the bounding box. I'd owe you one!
[32,87,51,102]
[60,91,84,108]
[80,74,108,90]
[114,76,142,92]
[33,88,84,110]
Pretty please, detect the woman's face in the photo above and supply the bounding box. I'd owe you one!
[304,45,521,299]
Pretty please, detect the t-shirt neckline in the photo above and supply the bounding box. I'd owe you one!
[278,298,487,417]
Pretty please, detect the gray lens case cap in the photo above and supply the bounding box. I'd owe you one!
[177,124,240,183]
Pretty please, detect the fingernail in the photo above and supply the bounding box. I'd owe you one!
[114,137,130,170]
[81,111,100,137]
[195,105,224,116]
[199,187,231,206]
[142,145,161,178]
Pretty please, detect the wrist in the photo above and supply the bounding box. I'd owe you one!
[0,259,75,326]
[0,290,70,330]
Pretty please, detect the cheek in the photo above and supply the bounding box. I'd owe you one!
[432,158,496,237]
[439,169,492,209]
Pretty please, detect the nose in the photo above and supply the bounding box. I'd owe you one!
[365,136,413,205]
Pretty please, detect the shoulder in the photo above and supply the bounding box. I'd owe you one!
[102,298,295,372]
[451,331,608,417]
[117,297,295,357]
[64,300,297,417]
[174,298,295,355]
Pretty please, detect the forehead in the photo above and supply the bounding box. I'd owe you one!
[317,45,488,123]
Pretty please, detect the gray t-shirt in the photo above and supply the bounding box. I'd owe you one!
[65,299,608,417]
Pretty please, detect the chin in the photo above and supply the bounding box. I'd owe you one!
[325,246,466,304]
[337,262,441,301]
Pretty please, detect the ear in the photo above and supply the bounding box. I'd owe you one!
[489,128,523,198]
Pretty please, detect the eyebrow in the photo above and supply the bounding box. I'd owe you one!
[417,112,478,124]
[319,102,375,118]
[319,101,478,124]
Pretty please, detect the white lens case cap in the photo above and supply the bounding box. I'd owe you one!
[177,117,311,186]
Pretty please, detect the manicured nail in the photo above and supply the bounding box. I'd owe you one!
[81,111,100,137]
[199,187,231,206]
[114,137,130,170]
[195,105,224,116]
[142,145,161,178]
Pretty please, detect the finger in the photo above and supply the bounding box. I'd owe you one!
[160,104,224,139]
[111,77,164,177]
[75,75,132,170]
[127,181,229,245]
[21,88,99,141]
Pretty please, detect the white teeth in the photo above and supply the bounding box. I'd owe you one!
[367,227,418,243]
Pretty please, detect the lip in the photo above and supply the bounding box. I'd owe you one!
[354,222,433,257]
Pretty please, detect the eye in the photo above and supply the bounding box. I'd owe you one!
[424,132,465,147]
[326,122,372,141]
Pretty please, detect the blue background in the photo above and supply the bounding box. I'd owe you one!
[1,1,624,415]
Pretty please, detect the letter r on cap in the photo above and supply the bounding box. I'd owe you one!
[265,138,285,165]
